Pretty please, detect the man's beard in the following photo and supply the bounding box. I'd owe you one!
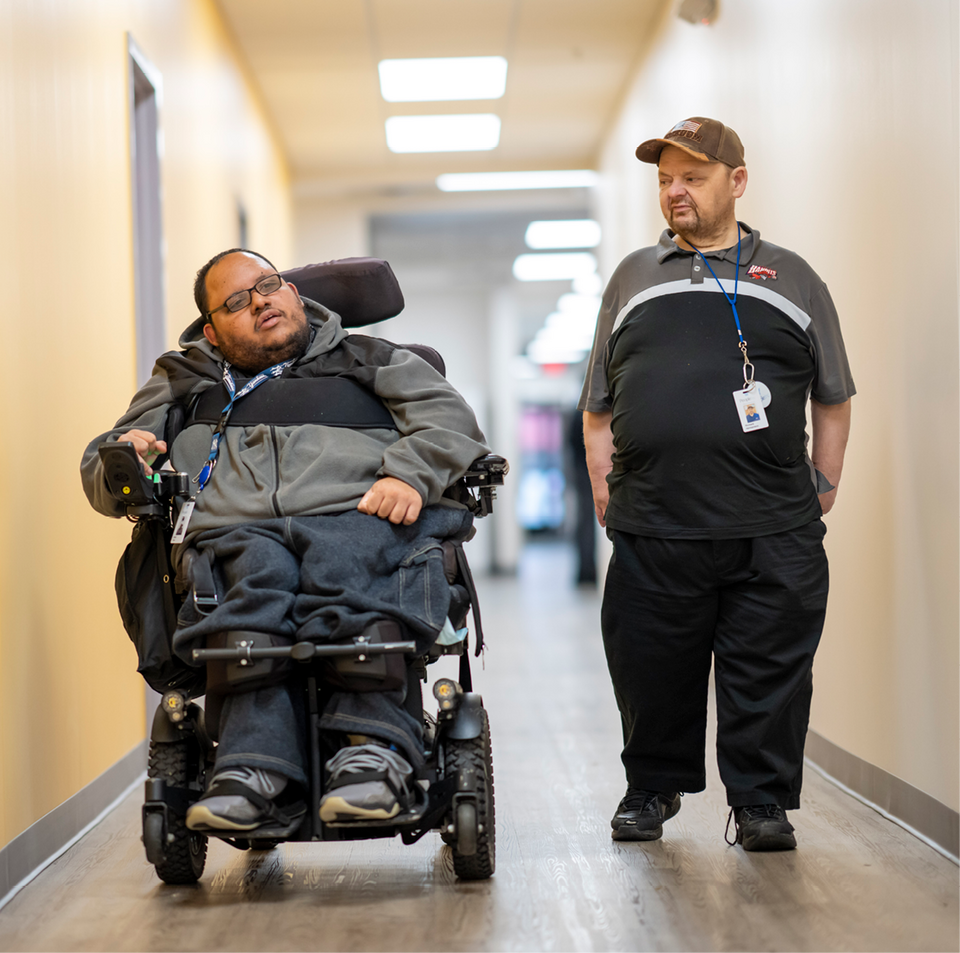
[219,319,311,375]
[667,199,734,247]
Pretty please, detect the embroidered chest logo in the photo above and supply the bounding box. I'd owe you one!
[747,265,778,281]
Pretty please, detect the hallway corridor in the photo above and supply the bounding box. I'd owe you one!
[0,544,956,953]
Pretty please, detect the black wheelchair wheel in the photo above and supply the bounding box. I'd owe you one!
[442,707,495,880]
[147,740,207,884]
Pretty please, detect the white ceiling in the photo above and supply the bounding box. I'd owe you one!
[215,0,669,191]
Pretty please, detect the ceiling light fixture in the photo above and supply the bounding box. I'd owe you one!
[385,114,501,153]
[512,253,598,282]
[436,170,599,192]
[525,220,601,249]
[378,56,508,102]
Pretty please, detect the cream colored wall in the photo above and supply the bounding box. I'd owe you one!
[596,0,959,809]
[0,0,291,849]
[294,194,371,266]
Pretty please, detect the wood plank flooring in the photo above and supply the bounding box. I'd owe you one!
[0,543,956,952]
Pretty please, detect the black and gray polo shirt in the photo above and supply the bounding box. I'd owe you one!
[577,223,855,539]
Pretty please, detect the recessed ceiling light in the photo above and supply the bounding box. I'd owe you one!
[512,253,598,282]
[436,170,599,191]
[525,220,601,249]
[379,56,508,102]
[385,114,501,153]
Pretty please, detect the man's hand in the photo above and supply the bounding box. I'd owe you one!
[358,477,423,525]
[811,398,852,515]
[117,429,167,476]
[583,410,615,527]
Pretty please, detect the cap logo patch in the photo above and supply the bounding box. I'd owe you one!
[668,119,704,143]
[747,265,777,281]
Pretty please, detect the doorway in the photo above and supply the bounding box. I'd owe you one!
[128,36,165,387]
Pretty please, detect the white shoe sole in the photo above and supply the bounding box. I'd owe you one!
[186,804,261,832]
[318,796,400,822]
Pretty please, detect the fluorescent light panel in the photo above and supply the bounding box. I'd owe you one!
[513,252,598,282]
[525,219,601,249]
[385,114,501,153]
[379,56,507,102]
[436,170,599,192]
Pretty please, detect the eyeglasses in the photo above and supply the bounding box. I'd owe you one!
[206,273,283,319]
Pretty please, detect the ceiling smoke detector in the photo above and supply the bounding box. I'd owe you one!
[678,0,718,25]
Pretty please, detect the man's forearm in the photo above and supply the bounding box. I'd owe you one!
[583,410,615,526]
[811,398,852,515]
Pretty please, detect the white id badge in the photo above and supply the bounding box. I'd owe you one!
[733,386,770,433]
[170,499,196,544]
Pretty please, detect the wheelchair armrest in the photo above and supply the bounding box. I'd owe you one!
[446,454,509,518]
[462,454,509,488]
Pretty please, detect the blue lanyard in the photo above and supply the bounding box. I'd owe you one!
[195,359,294,491]
[689,230,754,385]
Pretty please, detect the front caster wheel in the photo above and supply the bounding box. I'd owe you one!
[442,707,495,880]
[456,802,478,856]
[147,740,207,884]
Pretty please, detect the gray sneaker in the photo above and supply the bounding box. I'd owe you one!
[319,743,414,822]
[186,766,297,832]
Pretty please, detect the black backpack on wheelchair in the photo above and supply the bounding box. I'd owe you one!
[99,258,507,884]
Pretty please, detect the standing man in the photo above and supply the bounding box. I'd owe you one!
[579,118,854,851]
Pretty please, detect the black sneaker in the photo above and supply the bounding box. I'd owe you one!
[726,804,797,851]
[611,789,681,841]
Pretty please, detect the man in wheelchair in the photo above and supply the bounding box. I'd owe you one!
[81,248,490,840]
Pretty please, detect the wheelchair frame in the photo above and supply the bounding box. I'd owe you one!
[100,440,507,884]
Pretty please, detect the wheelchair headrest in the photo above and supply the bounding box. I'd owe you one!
[281,257,404,328]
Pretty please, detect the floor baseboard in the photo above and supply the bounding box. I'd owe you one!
[805,729,959,863]
[0,740,147,911]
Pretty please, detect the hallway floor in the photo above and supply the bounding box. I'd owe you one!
[0,543,956,952]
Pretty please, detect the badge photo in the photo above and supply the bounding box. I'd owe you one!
[733,386,769,433]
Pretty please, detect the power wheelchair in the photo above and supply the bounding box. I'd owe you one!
[98,258,507,885]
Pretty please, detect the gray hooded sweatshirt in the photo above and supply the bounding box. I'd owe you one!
[80,298,490,546]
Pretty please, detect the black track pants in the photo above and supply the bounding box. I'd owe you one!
[601,521,829,809]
